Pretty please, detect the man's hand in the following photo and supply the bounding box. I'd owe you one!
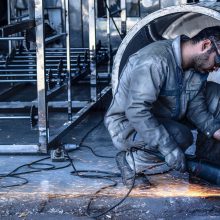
[213,129,220,141]
[165,148,186,172]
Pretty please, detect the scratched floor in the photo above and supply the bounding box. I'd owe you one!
[0,109,220,220]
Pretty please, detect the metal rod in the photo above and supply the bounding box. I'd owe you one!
[0,116,30,119]
[36,47,90,50]
[14,55,84,58]
[0,68,82,72]
[120,0,127,37]
[80,0,84,47]
[63,0,73,121]
[45,33,67,44]
[0,37,25,40]
[2,59,88,63]
[0,79,36,82]
[106,0,111,76]
[17,51,88,54]
[89,0,97,102]
[0,62,86,67]
[35,0,48,153]
[7,0,11,54]
[11,14,29,20]
[0,101,88,109]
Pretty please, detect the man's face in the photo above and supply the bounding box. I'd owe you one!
[193,39,220,74]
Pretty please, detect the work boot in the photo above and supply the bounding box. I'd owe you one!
[116,151,151,189]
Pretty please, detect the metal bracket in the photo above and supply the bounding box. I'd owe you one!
[50,147,65,162]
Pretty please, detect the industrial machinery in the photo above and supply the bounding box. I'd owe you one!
[1,1,220,156]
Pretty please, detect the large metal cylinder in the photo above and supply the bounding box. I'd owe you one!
[112,3,220,94]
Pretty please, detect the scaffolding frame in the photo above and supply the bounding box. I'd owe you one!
[0,0,111,154]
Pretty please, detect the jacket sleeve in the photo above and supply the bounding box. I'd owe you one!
[187,83,220,138]
[125,57,179,157]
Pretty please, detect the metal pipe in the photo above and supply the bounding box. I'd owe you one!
[0,37,24,40]
[14,55,84,58]
[7,0,11,54]
[106,0,111,77]
[18,51,88,54]
[63,0,73,121]
[0,62,86,67]
[0,59,87,62]
[80,0,84,48]
[89,0,97,102]
[120,0,127,37]
[0,116,30,119]
[0,68,81,72]
[0,79,36,82]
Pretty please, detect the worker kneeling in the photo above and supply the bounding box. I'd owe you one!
[105,26,220,188]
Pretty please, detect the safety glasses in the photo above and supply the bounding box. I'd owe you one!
[209,36,220,67]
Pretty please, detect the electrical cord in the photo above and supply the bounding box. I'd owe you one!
[80,144,115,159]
[0,156,71,188]
[86,148,136,218]
[65,147,137,218]
[63,112,140,218]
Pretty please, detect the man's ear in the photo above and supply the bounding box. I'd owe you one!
[202,39,212,52]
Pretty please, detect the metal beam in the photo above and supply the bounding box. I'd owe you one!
[0,145,40,154]
[0,101,88,109]
[35,0,48,153]
[106,0,111,77]
[89,0,97,102]
[0,20,35,37]
[63,0,72,121]
[120,0,127,37]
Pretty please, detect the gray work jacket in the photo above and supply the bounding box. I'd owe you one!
[105,36,220,156]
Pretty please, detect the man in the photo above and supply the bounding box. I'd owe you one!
[104,26,220,188]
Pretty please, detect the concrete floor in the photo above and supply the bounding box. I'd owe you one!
[0,111,220,220]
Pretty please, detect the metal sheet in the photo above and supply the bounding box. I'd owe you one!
[111,3,220,94]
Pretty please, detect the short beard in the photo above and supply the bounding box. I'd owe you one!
[193,48,213,73]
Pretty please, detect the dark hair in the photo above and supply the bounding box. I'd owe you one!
[190,26,220,44]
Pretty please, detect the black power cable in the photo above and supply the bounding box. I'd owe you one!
[62,113,141,218]
[86,148,137,218]
[65,146,137,218]
[0,156,71,188]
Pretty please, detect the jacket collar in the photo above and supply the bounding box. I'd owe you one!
[172,35,183,71]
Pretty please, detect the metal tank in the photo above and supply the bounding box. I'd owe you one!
[112,2,220,94]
